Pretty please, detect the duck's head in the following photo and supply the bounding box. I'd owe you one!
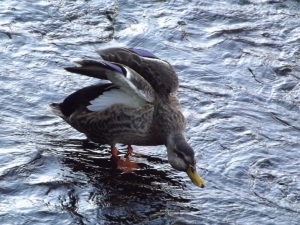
[167,133,205,188]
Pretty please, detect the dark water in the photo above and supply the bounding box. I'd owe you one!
[1,0,300,224]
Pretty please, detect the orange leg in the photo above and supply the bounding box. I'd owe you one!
[110,145,139,173]
[125,145,143,158]
[111,146,118,158]
[125,145,133,158]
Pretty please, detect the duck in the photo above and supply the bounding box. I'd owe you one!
[50,47,205,188]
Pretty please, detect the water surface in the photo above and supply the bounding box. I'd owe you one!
[1,0,300,224]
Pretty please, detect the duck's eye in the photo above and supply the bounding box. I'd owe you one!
[175,151,184,159]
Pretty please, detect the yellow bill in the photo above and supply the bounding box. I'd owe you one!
[186,165,205,188]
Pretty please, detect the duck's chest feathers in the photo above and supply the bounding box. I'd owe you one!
[153,97,186,130]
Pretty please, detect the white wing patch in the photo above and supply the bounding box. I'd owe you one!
[106,69,154,103]
[87,88,148,112]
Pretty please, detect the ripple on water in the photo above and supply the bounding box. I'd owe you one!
[1,0,300,224]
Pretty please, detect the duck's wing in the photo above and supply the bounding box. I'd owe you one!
[50,83,118,118]
[96,47,179,96]
[65,61,155,112]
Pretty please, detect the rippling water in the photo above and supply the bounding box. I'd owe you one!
[1,0,300,224]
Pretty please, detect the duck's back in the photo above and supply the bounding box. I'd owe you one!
[97,48,179,96]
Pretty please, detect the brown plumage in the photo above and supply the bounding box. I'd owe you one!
[50,47,205,187]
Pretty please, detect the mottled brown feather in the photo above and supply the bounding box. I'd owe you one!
[49,48,208,188]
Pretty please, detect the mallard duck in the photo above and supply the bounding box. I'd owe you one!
[50,47,205,188]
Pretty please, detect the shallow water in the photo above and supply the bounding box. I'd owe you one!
[1,0,300,224]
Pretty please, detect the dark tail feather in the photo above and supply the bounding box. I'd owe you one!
[49,103,65,118]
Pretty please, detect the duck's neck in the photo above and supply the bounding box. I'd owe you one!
[166,132,191,171]
[154,101,186,138]
[167,132,186,147]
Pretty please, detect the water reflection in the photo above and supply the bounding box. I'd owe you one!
[49,139,194,223]
[1,0,300,224]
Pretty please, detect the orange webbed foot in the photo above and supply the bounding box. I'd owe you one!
[110,146,140,173]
